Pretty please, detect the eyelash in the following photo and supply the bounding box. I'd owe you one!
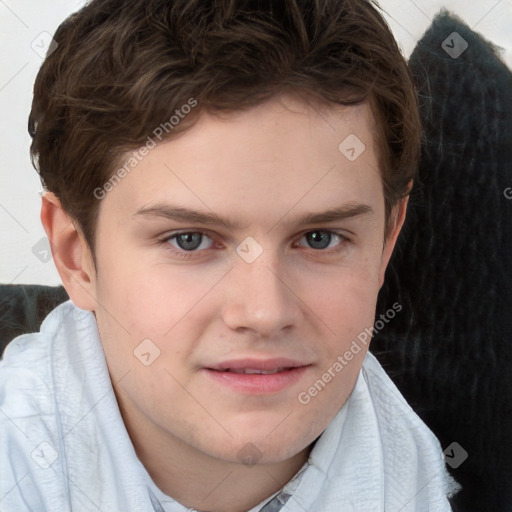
[158,230,350,260]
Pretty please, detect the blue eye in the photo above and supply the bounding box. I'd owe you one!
[159,229,347,260]
[166,232,213,251]
[297,231,345,250]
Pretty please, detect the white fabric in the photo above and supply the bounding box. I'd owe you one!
[0,301,459,511]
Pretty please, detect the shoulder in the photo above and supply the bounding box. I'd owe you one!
[0,301,87,510]
[0,300,80,399]
[362,351,461,507]
[361,350,439,449]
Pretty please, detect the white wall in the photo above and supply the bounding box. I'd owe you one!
[1,0,88,285]
[1,0,511,286]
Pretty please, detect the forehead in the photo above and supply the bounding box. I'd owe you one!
[98,94,383,229]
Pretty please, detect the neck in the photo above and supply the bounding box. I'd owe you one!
[115,392,312,512]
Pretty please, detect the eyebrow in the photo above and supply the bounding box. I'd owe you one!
[132,203,374,231]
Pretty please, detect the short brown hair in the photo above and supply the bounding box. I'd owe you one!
[29,0,421,259]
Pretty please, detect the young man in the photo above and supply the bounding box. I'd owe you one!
[0,0,459,510]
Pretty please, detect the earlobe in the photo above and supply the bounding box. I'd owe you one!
[378,195,409,288]
[40,192,97,311]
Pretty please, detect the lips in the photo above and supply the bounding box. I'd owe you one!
[206,357,306,372]
[204,358,311,394]
[224,368,286,374]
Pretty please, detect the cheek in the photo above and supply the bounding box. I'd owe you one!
[93,244,191,334]
[300,254,382,334]
[92,254,225,383]
[296,264,380,412]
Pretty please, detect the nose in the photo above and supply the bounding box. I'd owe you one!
[221,253,303,337]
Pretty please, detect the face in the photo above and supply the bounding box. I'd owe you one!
[67,94,404,466]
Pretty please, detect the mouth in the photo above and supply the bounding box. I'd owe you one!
[203,359,311,394]
[216,367,291,375]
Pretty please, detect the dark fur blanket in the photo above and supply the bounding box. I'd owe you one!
[372,11,512,512]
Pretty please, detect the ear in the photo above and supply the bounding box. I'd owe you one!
[378,193,409,288]
[40,192,97,311]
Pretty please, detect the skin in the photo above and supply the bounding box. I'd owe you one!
[41,94,408,512]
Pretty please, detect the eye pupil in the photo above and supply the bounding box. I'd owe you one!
[177,232,202,251]
[307,231,331,249]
